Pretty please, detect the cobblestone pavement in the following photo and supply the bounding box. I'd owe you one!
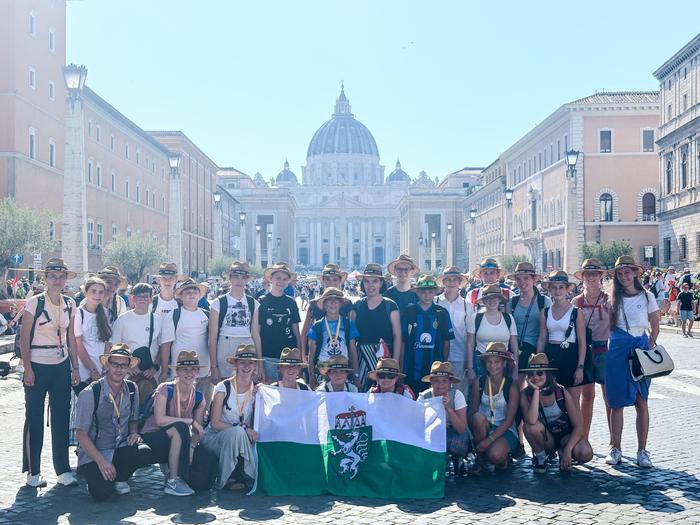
[0,329,699,524]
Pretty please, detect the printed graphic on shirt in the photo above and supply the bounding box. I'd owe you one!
[224,300,251,328]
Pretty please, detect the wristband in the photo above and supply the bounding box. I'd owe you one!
[576,364,584,370]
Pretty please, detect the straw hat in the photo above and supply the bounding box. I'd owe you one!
[97,265,128,288]
[506,261,541,281]
[99,343,140,369]
[387,254,420,277]
[277,347,307,368]
[318,263,348,283]
[174,278,208,299]
[315,287,350,310]
[436,266,468,287]
[573,258,608,280]
[168,350,207,369]
[478,342,511,361]
[226,344,264,364]
[410,274,444,294]
[476,283,506,304]
[358,263,384,279]
[224,261,252,279]
[368,358,405,381]
[157,262,182,280]
[421,361,460,383]
[520,352,558,372]
[37,257,77,279]
[263,262,295,282]
[471,257,506,280]
[540,270,576,290]
[319,355,353,374]
[612,255,643,276]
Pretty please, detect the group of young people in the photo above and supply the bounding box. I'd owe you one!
[18,251,660,501]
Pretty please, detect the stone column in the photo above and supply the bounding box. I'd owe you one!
[316,221,322,266]
[239,219,247,263]
[385,220,392,265]
[360,219,367,265]
[212,199,223,261]
[563,164,580,274]
[468,220,476,275]
[167,161,183,271]
[347,220,353,267]
[254,227,261,269]
[446,226,453,267]
[329,221,335,264]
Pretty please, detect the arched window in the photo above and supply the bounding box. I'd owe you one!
[600,193,613,222]
[681,152,688,188]
[642,193,656,221]
[666,158,673,194]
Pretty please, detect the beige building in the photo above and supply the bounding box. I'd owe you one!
[654,33,700,268]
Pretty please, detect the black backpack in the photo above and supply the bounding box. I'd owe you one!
[543,306,578,342]
[474,311,513,333]
[214,294,255,339]
[27,294,74,349]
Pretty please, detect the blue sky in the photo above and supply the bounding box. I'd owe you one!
[67,1,700,181]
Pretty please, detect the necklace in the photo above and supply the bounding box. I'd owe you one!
[324,316,342,350]
[487,377,506,425]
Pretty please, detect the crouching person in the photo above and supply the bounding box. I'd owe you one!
[140,351,206,496]
[520,353,593,473]
[74,345,152,501]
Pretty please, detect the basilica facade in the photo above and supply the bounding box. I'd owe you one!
[219,87,479,271]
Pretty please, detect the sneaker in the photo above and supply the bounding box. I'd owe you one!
[56,472,78,486]
[164,477,194,496]
[26,473,47,488]
[114,481,131,495]
[637,449,653,468]
[688,332,694,338]
[605,447,622,465]
[532,455,547,474]
[546,450,558,463]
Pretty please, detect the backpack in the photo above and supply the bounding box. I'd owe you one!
[543,306,578,343]
[138,383,204,431]
[474,311,513,333]
[28,294,74,349]
[311,316,352,368]
[510,292,546,312]
[215,294,255,339]
[172,306,210,335]
[91,379,137,439]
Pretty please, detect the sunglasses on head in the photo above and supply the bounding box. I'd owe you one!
[526,370,546,378]
[377,372,397,380]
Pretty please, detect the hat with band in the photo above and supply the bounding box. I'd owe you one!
[476,283,506,304]
[157,262,181,278]
[387,254,420,277]
[437,266,468,287]
[38,257,77,279]
[410,274,444,294]
[478,342,515,366]
[358,263,384,279]
[318,263,348,283]
[100,343,140,369]
[263,262,295,282]
[613,255,643,276]
[319,355,354,374]
[506,261,541,281]
[540,270,576,290]
[573,258,609,280]
[316,287,350,310]
[169,350,207,369]
[225,260,252,278]
[368,358,405,381]
[226,344,263,364]
[97,265,127,288]
[277,347,307,368]
[174,278,208,299]
[520,352,557,372]
[421,361,460,383]
[471,257,506,279]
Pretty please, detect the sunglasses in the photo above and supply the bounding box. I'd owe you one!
[108,359,130,370]
[377,372,397,380]
[526,371,546,378]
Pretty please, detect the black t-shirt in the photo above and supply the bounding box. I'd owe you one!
[353,297,399,346]
[678,291,694,311]
[257,293,301,358]
[383,286,418,318]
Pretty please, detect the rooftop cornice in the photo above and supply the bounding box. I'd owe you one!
[653,33,700,80]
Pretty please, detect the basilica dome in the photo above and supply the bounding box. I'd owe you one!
[275,160,298,185]
[306,86,379,158]
[387,160,410,183]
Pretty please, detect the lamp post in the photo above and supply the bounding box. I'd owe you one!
[277,237,281,265]
[255,224,262,269]
[564,149,581,273]
[212,191,223,260]
[166,154,183,272]
[468,208,477,273]
[266,231,273,267]
[418,232,424,270]
[566,150,580,178]
[430,232,437,272]
[446,222,453,267]
[239,212,247,263]
[503,188,513,256]
[61,64,88,283]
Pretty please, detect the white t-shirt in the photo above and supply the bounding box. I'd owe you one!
[74,307,106,381]
[616,291,659,336]
[436,294,471,362]
[467,313,517,354]
[160,307,210,378]
[110,310,162,364]
[213,380,254,426]
[418,388,467,410]
[151,295,178,318]
[545,305,576,343]
[210,293,258,338]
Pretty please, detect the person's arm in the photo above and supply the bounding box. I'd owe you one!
[20,308,35,386]
[191,401,206,447]
[208,306,220,384]
[509,332,520,379]
[520,388,539,426]
[389,309,402,366]
[536,310,547,354]
[209,390,233,432]
[574,310,586,386]
[291,323,301,351]
[446,403,467,435]
[153,388,193,427]
[75,336,100,382]
[299,305,314,361]
[66,310,80,387]
[348,339,359,380]
[75,429,117,481]
[648,309,661,347]
[560,387,583,470]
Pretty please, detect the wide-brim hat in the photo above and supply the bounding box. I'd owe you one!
[358,263,385,279]
[224,261,252,279]
[478,342,514,364]
[226,344,264,364]
[368,358,405,381]
[319,356,354,374]
[168,350,207,369]
[506,261,542,281]
[277,347,307,368]
[157,262,183,280]
[410,274,444,294]
[476,283,506,304]
[37,257,77,279]
[97,266,128,288]
[318,264,348,283]
[540,270,576,290]
[613,256,643,276]
[436,266,468,287]
[316,287,351,310]
[471,258,506,280]
[422,361,460,383]
[174,278,208,299]
[520,352,558,372]
[387,254,420,277]
[573,258,609,280]
[100,343,140,368]
[263,262,296,282]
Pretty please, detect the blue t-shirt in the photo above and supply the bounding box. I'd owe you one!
[308,316,359,363]
[512,293,551,347]
[402,304,454,381]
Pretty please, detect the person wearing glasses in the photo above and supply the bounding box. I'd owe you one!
[520,353,592,473]
[368,358,415,399]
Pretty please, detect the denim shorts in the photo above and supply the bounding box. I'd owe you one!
[680,310,694,321]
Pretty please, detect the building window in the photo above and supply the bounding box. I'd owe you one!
[125,143,130,159]
[111,170,116,192]
[48,80,55,101]
[642,193,656,221]
[48,139,56,168]
[87,160,93,183]
[96,125,101,143]
[87,120,92,137]
[48,221,55,241]
[125,179,130,199]
[87,220,94,248]
[600,193,613,222]
[696,233,700,259]
[667,104,672,121]
[136,184,140,203]
[679,236,687,260]
[663,237,671,263]
[681,151,688,188]
[96,163,102,186]
[162,195,166,211]
[112,223,117,239]
[48,28,55,52]
[665,158,673,194]
[29,128,36,160]
[136,150,140,165]
[599,130,612,153]
[683,94,688,112]
[110,134,115,152]
[96,222,103,248]
[642,130,654,152]
[29,67,36,89]
[29,12,36,36]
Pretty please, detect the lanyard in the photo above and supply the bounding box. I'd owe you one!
[517,295,536,346]
[232,379,251,426]
[46,295,64,351]
[487,377,505,425]
[324,317,342,349]
[108,390,123,419]
[175,382,195,418]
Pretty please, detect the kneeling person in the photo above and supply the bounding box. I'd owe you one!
[315,356,358,392]
[368,358,414,399]
[271,347,310,390]
[74,345,151,501]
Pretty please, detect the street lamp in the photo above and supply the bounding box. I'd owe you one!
[255,224,262,268]
[566,149,579,178]
[62,64,87,106]
[238,212,247,263]
[446,223,453,267]
[469,208,477,224]
[168,154,181,172]
[239,212,246,223]
[213,191,222,209]
[505,188,513,208]
[267,231,273,266]
[430,232,437,272]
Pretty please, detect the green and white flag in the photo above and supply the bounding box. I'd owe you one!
[253,385,446,499]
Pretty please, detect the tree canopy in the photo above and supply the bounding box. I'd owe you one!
[103,233,166,284]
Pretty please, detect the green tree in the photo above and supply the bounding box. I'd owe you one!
[0,197,56,274]
[103,233,166,284]
[582,240,632,269]
[499,255,529,273]
[208,255,235,278]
